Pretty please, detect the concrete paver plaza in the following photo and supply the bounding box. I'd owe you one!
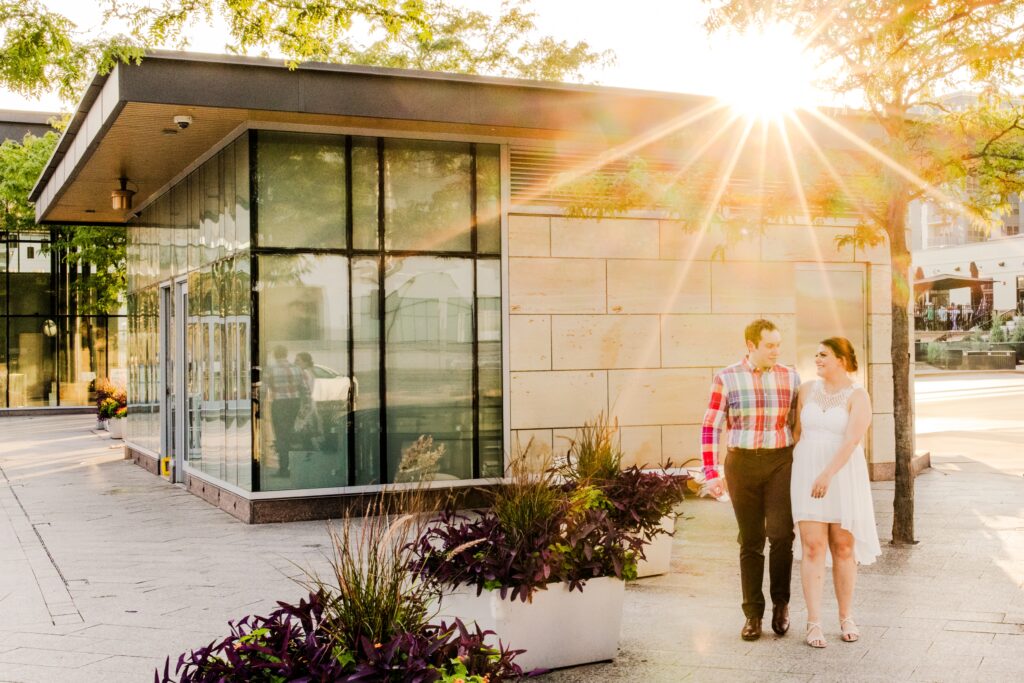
[1,373,1023,682]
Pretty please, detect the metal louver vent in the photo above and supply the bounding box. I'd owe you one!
[509,144,634,208]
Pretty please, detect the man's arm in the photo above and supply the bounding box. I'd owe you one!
[700,372,728,481]
[788,369,802,433]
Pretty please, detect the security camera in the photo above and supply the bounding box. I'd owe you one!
[173,115,193,130]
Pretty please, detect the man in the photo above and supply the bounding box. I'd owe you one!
[701,319,801,641]
[265,345,304,476]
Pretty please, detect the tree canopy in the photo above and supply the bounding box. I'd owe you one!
[1,129,126,314]
[0,0,610,104]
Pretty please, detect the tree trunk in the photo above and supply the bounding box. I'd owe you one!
[888,193,916,545]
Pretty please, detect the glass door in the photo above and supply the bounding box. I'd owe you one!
[160,279,189,483]
[160,284,176,479]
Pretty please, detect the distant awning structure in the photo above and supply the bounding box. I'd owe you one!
[913,273,994,294]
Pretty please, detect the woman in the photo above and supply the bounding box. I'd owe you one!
[293,352,321,450]
[792,338,881,648]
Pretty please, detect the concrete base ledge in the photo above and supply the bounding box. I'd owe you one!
[869,452,930,482]
[125,445,160,476]
[124,444,490,523]
[1,406,95,417]
[869,462,895,481]
[188,477,493,524]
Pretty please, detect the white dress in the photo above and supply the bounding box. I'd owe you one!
[791,381,881,565]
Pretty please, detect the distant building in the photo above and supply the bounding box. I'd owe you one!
[910,194,1024,314]
[910,91,1024,316]
[0,110,127,412]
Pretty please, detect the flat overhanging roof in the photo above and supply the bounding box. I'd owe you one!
[0,109,58,143]
[31,51,879,225]
[914,273,994,293]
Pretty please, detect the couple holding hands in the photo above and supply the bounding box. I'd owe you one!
[701,318,881,648]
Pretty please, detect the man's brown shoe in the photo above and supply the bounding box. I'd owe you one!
[772,603,790,636]
[741,617,762,641]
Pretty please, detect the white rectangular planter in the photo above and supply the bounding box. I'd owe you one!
[108,419,124,439]
[635,515,675,578]
[438,576,625,671]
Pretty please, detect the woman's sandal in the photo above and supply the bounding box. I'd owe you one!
[840,616,860,642]
[806,622,827,648]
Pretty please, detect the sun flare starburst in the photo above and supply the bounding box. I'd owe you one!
[710,23,821,120]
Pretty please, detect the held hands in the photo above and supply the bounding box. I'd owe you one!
[811,472,832,499]
[707,477,728,499]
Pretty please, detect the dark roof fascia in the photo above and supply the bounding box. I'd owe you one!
[28,71,112,202]
[143,49,713,102]
[29,52,721,204]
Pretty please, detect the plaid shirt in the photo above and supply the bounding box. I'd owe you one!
[701,358,800,481]
[265,359,303,400]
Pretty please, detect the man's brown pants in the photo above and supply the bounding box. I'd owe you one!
[724,446,795,619]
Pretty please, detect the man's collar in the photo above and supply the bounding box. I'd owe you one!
[743,356,776,374]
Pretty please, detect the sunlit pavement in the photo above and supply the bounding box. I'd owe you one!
[549,371,1024,682]
[1,374,1023,682]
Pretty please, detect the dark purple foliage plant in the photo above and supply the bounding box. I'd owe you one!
[410,448,644,601]
[559,414,690,548]
[157,489,523,682]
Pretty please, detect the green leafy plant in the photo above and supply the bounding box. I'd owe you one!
[558,412,622,484]
[990,324,1006,343]
[95,378,127,418]
[926,341,944,365]
[559,414,689,548]
[98,397,120,420]
[308,496,440,654]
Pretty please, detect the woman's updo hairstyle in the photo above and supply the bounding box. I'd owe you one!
[821,337,858,373]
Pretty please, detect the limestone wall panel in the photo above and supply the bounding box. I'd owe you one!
[620,426,663,468]
[660,221,761,262]
[510,315,551,371]
[607,260,711,314]
[760,225,854,262]
[509,258,605,314]
[661,424,702,465]
[870,314,892,364]
[552,315,661,370]
[662,314,750,367]
[608,368,710,426]
[869,412,896,469]
[510,370,607,430]
[869,363,895,414]
[711,262,796,314]
[508,215,550,257]
[551,217,659,259]
[869,264,892,316]
[511,429,553,467]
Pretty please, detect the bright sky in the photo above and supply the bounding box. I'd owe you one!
[0,0,841,115]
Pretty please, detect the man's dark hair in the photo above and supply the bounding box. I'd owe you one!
[744,319,778,346]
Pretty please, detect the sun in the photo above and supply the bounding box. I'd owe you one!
[709,23,822,120]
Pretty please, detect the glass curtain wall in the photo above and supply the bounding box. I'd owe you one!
[0,231,127,408]
[126,130,503,495]
[126,135,252,488]
[255,132,503,492]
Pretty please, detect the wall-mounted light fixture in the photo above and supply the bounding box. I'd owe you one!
[998,261,1006,267]
[111,177,136,211]
[954,266,961,272]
